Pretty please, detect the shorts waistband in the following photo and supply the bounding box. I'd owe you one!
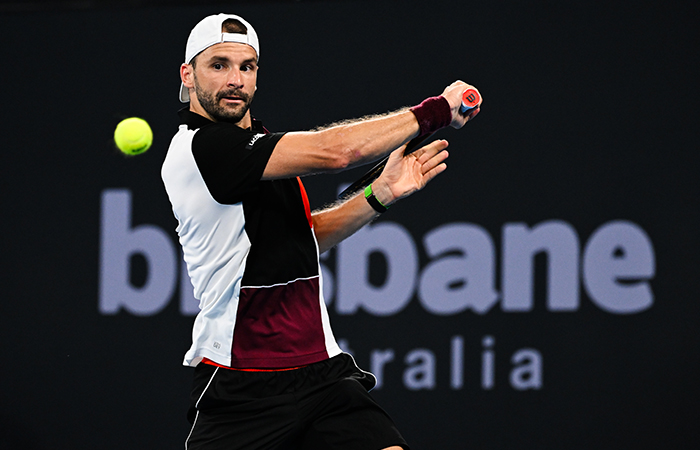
[201,357,308,372]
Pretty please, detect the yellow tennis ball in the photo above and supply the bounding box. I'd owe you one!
[114,117,153,155]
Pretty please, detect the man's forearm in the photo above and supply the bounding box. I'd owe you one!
[311,192,382,254]
[313,108,422,168]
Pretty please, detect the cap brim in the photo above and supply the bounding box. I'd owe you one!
[179,82,190,103]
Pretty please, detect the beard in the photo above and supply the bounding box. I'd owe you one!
[194,79,255,124]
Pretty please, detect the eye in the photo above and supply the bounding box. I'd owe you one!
[212,63,225,70]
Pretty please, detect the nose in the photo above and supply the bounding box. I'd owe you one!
[227,69,243,88]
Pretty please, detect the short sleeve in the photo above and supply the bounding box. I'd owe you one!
[192,123,286,204]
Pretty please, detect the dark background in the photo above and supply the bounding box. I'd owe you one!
[2,0,698,448]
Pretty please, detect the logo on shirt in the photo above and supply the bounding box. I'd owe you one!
[246,133,265,150]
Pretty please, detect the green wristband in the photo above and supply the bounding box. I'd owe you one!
[364,184,389,213]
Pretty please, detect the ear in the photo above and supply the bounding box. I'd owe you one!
[181,63,195,89]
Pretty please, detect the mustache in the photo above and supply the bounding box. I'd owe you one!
[217,89,250,102]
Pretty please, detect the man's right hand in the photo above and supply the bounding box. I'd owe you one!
[441,80,483,129]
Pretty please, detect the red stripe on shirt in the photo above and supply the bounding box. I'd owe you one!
[297,177,313,229]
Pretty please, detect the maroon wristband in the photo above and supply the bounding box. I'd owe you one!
[409,96,452,135]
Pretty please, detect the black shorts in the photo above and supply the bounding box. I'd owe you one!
[185,353,409,450]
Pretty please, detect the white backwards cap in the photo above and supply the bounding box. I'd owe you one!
[179,13,260,103]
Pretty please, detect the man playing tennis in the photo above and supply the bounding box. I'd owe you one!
[162,13,481,450]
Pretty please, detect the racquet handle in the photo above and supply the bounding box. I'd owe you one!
[460,88,481,114]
